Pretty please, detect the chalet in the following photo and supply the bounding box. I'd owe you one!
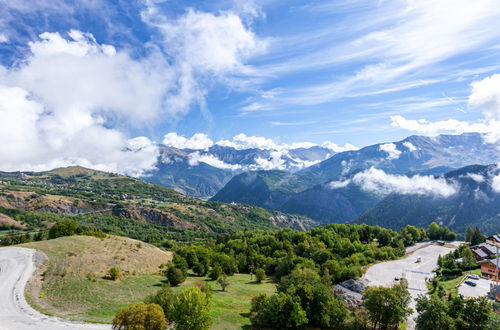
[486,235,500,245]
[470,242,498,261]
[479,260,499,279]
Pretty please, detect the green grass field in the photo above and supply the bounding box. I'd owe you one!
[174,274,276,330]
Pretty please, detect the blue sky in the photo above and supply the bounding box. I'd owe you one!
[0,0,499,174]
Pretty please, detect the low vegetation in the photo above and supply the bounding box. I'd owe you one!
[21,235,171,322]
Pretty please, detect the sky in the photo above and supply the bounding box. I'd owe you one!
[0,0,500,175]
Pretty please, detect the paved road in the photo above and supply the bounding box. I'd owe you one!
[363,243,457,329]
[0,247,110,330]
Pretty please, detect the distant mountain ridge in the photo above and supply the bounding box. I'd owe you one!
[211,133,500,227]
[141,144,334,199]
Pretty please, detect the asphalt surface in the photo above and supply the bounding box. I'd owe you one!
[0,246,110,330]
[459,277,495,298]
[363,243,457,329]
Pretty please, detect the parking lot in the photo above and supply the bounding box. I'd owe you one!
[458,277,494,298]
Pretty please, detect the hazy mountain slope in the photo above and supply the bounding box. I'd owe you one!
[211,171,379,223]
[354,164,500,234]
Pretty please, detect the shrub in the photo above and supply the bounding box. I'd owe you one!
[166,266,186,286]
[255,268,265,283]
[107,267,122,281]
[217,275,230,292]
[112,302,166,330]
[209,263,222,281]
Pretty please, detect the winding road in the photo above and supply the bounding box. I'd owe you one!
[0,247,110,330]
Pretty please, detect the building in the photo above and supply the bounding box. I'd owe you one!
[470,242,498,261]
[479,260,499,279]
[486,235,500,245]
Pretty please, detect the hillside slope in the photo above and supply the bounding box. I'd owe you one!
[0,166,317,243]
[22,235,171,322]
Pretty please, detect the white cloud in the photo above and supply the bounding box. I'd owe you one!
[163,133,214,150]
[352,168,458,198]
[321,141,359,152]
[252,150,287,171]
[390,115,492,136]
[462,173,486,183]
[403,141,417,152]
[469,73,500,121]
[0,31,171,175]
[0,33,8,43]
[329,180,351,189]
[0,85,158,176]
[492,174,500,193]
[188,152,241,170]
[379,143,401,160]
[217,133,278,150]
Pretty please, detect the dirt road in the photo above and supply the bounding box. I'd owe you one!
[0,246,110,330]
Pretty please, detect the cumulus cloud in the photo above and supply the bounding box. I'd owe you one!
[321,141,359,152]
[0,30,165,176]
[403,141,417,152]
[187,152,241,170]
[163,133,214,150]
[352,168,458,197]
[252,150,287,170]
[0,1,267,175]
[379,143,402,160]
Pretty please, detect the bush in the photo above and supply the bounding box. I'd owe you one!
[107,267,122,281]
[112,302,166,330]
[255,268,265,283]
[48,220,83,239]
[209,264,222,281]
[145,286,175,317]
[166,266,186,286]
[171,287,212,330]
[217,275,230,292]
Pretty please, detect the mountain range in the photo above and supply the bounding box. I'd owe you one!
[211,133,500,233]
[141,144,333,199]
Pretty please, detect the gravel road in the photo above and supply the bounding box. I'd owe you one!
[0,246,110,330]
[363,242,458,329]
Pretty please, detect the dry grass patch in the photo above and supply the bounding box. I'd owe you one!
[22,235,172,322]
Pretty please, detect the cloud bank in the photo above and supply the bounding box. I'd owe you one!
[330,168,458,198]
